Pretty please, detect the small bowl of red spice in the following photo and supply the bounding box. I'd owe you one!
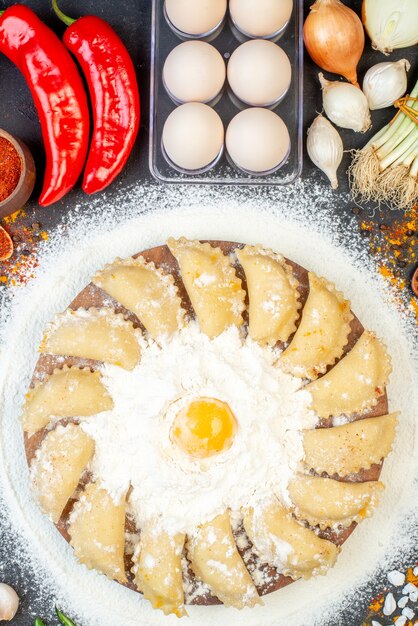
[0,128,36,219]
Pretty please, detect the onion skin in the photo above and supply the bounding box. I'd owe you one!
[304,0,365,87]
[362,0,418,54]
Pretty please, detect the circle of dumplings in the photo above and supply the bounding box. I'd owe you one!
[22,239,397,617]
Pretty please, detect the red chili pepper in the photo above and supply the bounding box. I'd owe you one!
[0,5,90,206]
[53,1,140,195]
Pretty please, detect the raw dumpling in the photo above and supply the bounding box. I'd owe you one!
[288,475,384,528]
[280,273,352,379]
[167,238,245,338]
[21,366,113,436]
[40,308,141,370]
[133,525,186,617]
[302,413,398,475]
[187,511,260,608]
[243,499,339,580]
[305,331,392,418]
[93,256,185,339]
[31,423,94,523]
[69,481,127,582]
[236,245,300,344]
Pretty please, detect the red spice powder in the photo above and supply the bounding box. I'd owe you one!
[0,136,22,202]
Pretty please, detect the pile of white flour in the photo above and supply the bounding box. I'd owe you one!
[0,179,416,626]
[81,323,316,535]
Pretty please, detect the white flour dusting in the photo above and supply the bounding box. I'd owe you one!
[0,178,417,626]
[81,323,316,534]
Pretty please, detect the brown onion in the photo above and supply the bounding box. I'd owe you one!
[304,0,365,87]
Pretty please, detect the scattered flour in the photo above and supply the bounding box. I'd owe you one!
[82,323,315,534]
[0,178,417,626]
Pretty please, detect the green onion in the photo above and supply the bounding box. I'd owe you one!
[34,619,46,626]
[349,78,418,210]
[56,607,78,626]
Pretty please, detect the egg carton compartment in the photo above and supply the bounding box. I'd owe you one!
[149,0,304,185]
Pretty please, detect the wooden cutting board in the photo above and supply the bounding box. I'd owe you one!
[24,241,388,604]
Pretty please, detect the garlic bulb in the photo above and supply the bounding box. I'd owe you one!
[362,0,418,54]
[307,115,343,189]
[0,583,19,621]
[363,59,410,110]
[319,73,371,133]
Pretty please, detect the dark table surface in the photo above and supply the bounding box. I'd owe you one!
[0,1,417,625]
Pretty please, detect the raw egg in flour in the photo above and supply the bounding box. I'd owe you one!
[165,0,227,37]
[163,41,226,104]
[226,108,290,174]
[229,0,293,39]
[162,103,224,172]
[170,397,238,459]
[227,39,291,107]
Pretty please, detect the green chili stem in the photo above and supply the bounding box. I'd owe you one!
[56,607,78,626]
[51,0,76,26]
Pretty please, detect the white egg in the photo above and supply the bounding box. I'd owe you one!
[226,108,290,173]
[165,0,227,36]
[229,0,293,38]
[163,41,226,104]
[227,39,291,107]
[162,103,224,171]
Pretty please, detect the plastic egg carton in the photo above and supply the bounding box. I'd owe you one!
[149,0,304,185]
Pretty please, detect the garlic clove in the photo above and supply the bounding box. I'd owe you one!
[0,583,19,621]
[307,115,343,189]
[319,73,371,133]
[363,60,410,110]
[362,0,418,54]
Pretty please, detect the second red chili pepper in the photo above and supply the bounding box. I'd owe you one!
[53,1,141,195]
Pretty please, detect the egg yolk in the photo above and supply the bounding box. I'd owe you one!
[170,397,238,459]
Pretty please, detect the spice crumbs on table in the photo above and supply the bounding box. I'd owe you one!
[359,207,418,324]
[0,209,48,286]
[363,565,418,626]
